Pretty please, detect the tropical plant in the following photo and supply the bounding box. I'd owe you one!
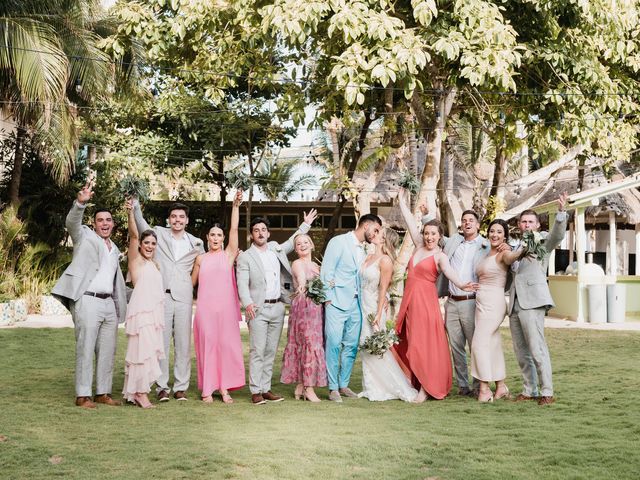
[0,206,69,308]
[0,0,140,205]
[254,158,316,201]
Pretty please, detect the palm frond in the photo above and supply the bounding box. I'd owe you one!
[0,17,68,107]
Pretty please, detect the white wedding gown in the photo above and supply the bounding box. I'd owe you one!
[358,258,418,402]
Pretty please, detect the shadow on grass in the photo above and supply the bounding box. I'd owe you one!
[1,328,639,479]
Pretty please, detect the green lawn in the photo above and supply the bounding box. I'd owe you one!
[1,327,639,479]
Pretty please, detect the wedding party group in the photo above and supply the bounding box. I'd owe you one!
[52,181,568,410]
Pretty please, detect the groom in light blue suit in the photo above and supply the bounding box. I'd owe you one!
[321,214,382,402]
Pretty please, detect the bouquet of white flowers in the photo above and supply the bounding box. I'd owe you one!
[360,314,400,358]
[522,230,547,260]
[305,276,326,305]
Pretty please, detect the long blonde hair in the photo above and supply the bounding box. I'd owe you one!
[380,227,399,263]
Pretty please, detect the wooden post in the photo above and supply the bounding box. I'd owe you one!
[609,211,617,276]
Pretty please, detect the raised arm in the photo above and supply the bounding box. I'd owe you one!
[545,193,569,252]
[226,190,242,260]
[437,253,476,291]
[66,182,94,245]
[125,199,142,283]
[397,188,423,247]
[132,197,152,234]
[279,208,316,255]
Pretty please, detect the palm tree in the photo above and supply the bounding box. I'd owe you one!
[254,157,317,201]
[0,0,133,205]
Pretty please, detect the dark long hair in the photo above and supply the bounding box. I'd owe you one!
[487,219,509,243]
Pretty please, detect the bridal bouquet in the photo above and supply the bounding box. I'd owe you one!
[224,169,252,191]
[305,276,326,305]
[118,175,150,202]
[522,231,547,261]
[397,168,420,195]
[360,314,400,358]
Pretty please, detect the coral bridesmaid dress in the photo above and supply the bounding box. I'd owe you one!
[394,255,452,399]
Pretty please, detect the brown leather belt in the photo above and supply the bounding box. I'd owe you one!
[84,291,111,299]
[450,294,476,301]
[264,299,280,304]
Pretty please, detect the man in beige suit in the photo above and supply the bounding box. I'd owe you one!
[52,183,126,408]
[133,200,204,401]
[236,210,316,405]
[509,193,568,406]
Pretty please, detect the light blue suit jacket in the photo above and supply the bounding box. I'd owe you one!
[320,232,364,311]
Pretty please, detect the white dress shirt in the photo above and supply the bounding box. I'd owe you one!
[449,235,482,296]
[170,232,192,260]
[351,231,366,265]
[87,240,120,295]
[254,246,281,300]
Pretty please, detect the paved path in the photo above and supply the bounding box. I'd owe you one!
[4,313,640,332]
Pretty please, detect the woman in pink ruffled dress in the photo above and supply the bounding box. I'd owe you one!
[280,234,327,402]
[122,199,165,409]
[191,190,245,404]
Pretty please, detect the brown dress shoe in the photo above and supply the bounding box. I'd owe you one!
[94,394,121,406]
[514,394,535,402]
[262,391,284,402]
[538,396,555,405]
[157,390,170,402]
[75,396,96,409]
[173,391,188,401]
[251,394,266,405]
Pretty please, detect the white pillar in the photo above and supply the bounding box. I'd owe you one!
[609,211,617,276]
[635,223,640,275]
[548,212,556,275]
[568,222,575,266]
[575,207,586,323]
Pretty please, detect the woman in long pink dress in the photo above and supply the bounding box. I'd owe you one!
[191,190,244,404]
[122,199,165,409]
[280,234,327,402]
[395,188,477,402]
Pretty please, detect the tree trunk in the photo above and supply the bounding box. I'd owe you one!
[397,86,457,269]
[8,126,27,207]
[321,116,373,253]
[489,145,507,200]
[439,148,457,235]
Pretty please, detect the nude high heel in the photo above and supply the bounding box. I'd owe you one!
[494,386,511,400]
[303,386,321,403]
[294,384,304,400]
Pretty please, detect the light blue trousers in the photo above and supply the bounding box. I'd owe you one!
[324,298,362,391]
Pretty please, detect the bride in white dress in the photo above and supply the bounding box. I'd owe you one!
[358,227,418,402]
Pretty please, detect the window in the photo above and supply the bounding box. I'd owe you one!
[282,214,298,228]
[266,215,282,228]
[340,215,356,229]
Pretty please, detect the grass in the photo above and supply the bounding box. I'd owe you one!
[1,327,639,479]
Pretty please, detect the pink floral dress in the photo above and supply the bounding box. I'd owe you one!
[280,261,327,387]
